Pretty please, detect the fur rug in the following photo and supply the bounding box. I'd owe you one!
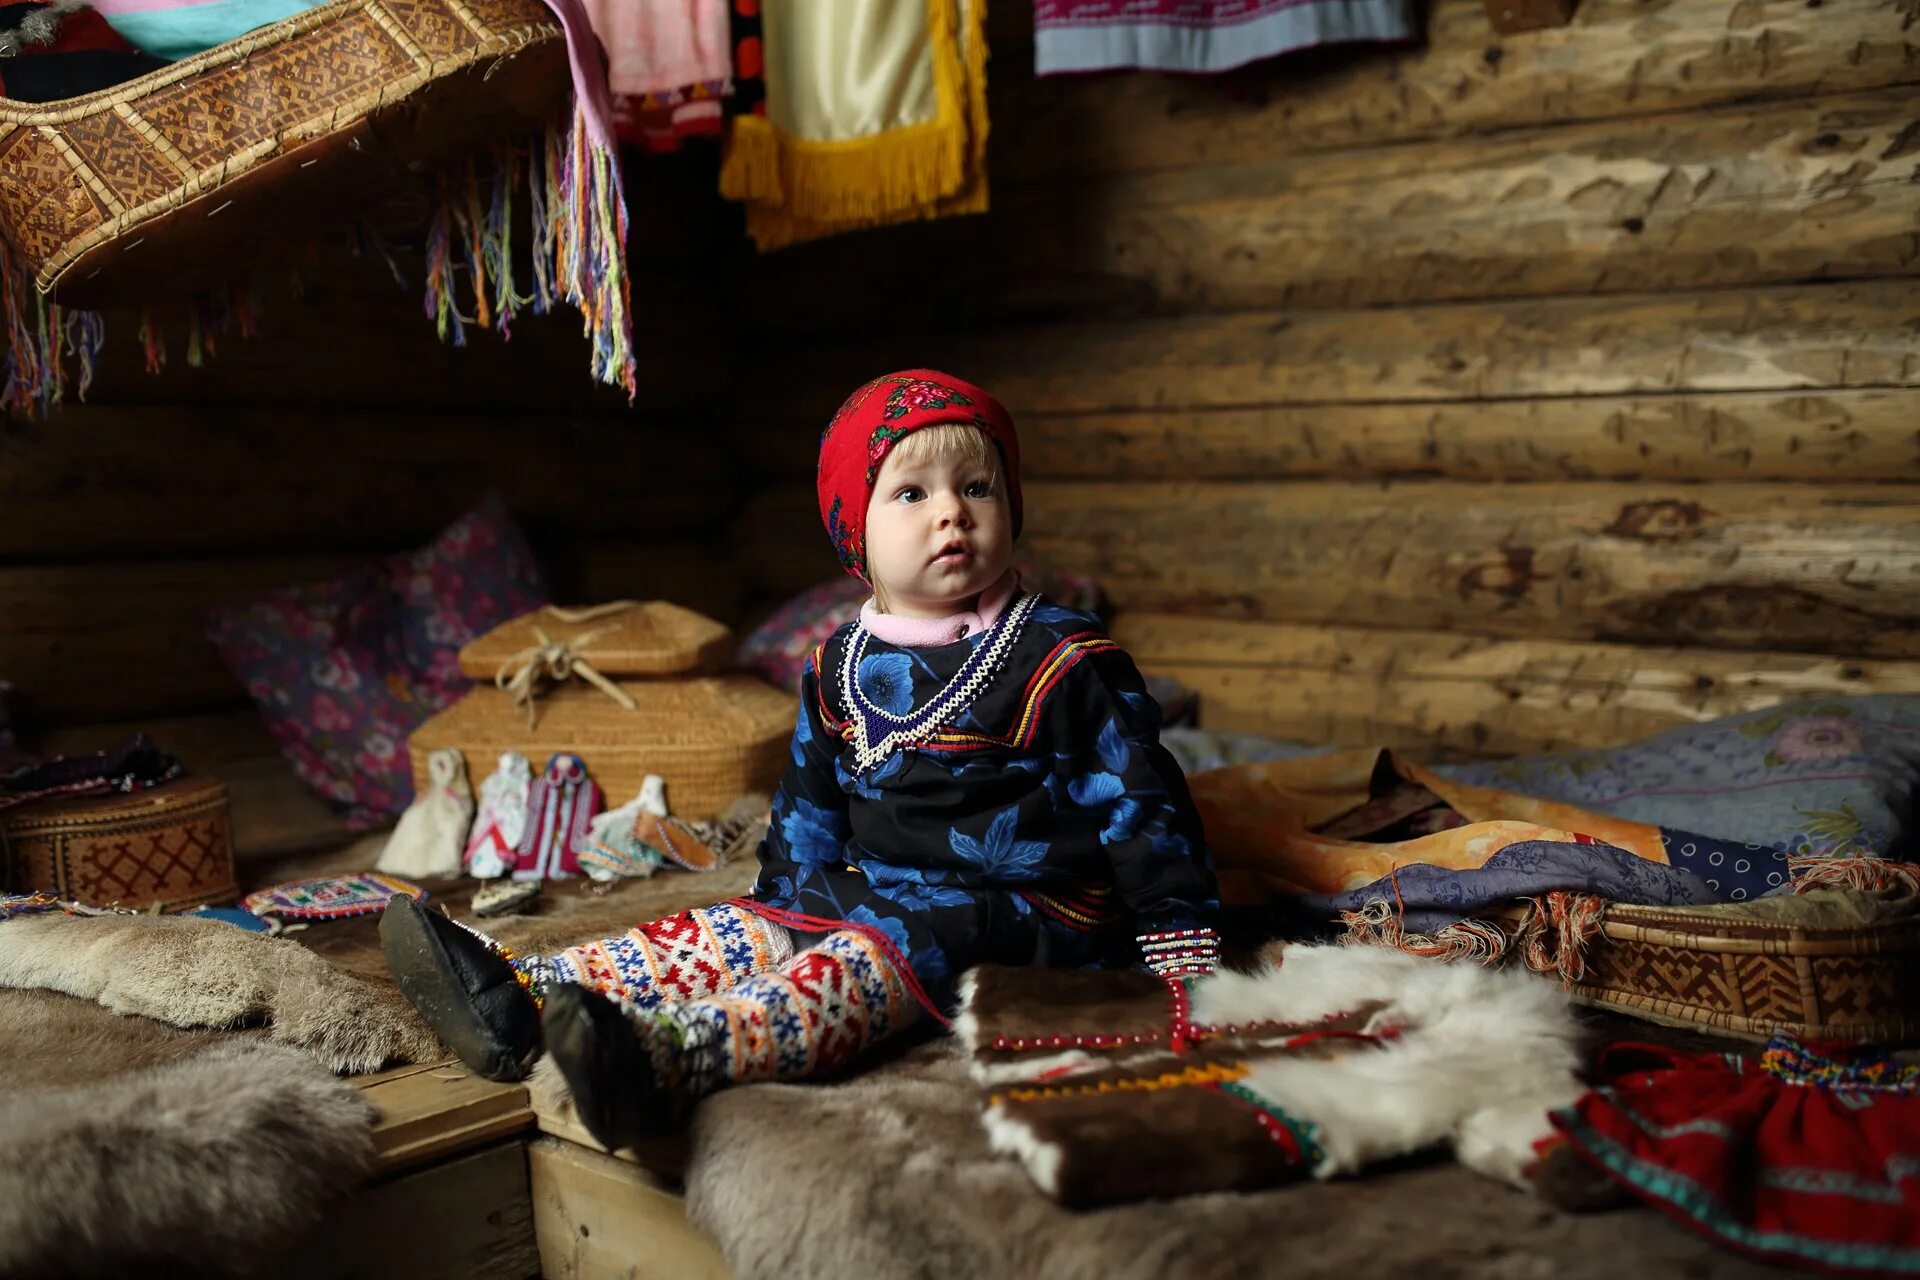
[0,854,761,1073]
[0,852,759,1276]
[0,992,376,1280]
[1191,942,1587,1187]
[677,1031,1783,1280]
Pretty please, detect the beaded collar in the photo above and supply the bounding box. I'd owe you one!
[840,591,1038,773]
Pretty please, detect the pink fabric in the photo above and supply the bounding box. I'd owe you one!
[577,0,729,99]
[515,753,602,880]
[532,0,618,150]
[860,571,1018,648]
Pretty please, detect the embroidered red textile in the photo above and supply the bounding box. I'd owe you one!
[1551,1038,1920,1276]
[815,369,1022,583]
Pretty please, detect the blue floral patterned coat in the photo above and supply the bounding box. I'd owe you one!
[742,594,1219,1012]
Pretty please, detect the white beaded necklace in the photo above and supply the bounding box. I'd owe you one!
[839,591,1038,774]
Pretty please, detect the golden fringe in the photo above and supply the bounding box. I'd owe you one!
[724,0,990,250]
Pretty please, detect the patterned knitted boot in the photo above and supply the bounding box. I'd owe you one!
[545,927,920,1151]
[514,900,792,1008]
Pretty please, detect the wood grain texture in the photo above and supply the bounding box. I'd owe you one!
[734,478,1920,656]
[1115,613,1920,755]
[529,1137,732,1280]
[741,388,1920,483]
[0,407,736,559]
[744,280,1920,422]
[746,88,1920,328]
[285,1142,538,1280]
[361,1061,534,1175]
[992,0,1920,181]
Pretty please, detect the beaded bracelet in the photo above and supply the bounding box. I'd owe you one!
[1138,926,1221,978]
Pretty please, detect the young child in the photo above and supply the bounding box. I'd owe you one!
[381,369,1221,1150]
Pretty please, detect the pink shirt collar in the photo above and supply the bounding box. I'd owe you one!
[859,571,1019,648]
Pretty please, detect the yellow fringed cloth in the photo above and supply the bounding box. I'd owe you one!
[719,0,988,251]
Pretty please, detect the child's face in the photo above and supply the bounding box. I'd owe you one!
[865,442,1013,619]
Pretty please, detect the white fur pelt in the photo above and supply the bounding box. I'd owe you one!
[0,912,440,1073]
[376,748,473,879]
[1191,943,1585,1188]
[0,1040,376,1280]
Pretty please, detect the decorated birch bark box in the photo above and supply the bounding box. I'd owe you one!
[0,777,237,911]
[407,603,792,820]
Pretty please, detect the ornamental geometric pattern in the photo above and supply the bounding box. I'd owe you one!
[62,110,181,210]
[71,819,225,903]
[383,0,484,59]
[0,0,561,294]
[1565,923,1918,1043]
[132,14,416,171]
[0,127,103,265]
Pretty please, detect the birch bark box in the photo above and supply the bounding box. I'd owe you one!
[407,603,791,820]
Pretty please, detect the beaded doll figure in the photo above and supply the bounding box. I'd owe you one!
[380,368,1222,1149]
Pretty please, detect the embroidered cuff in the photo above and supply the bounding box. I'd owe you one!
[1137,926,1221,978]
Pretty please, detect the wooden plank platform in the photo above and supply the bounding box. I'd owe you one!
[357,1059,534,1177]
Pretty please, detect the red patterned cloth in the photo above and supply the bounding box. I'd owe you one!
[815,369,1022,583]
[0,2,167,103]
[1551,1038,1920,1276]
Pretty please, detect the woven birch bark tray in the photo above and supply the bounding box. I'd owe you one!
[406,677,793,820]
[0,776,236,911]
[1489,899,1920,1044]
[459,602,734,680]
[0,0,565,305]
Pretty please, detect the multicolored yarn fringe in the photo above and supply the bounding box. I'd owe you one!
[2,113,635,418]
[421,120,634,399]
[1,240,101,417]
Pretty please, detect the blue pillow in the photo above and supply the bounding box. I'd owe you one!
[1439,698,1920,861]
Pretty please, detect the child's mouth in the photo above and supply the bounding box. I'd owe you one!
[933,541,972,565]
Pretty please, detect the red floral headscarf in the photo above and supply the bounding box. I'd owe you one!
[816,369,1023,583]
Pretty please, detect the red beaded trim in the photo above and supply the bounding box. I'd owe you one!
[985,1009,1379,1054]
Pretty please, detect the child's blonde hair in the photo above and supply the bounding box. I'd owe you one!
[869,424,1004,614]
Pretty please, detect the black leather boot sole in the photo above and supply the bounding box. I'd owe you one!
[542,981,675,1152]
[379,895,542,1082]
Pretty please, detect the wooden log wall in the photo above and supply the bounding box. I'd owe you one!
[721,0,1920,758]
[5,0,1920,862]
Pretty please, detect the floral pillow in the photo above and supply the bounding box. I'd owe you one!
[206,497,549,828]
[737,563,1105,694]
[1440,698,1920,861]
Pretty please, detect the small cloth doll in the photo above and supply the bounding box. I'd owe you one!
[466,751,532,879]
[516,752,601,880]
[579,776,668,882]
[376,749,474,879]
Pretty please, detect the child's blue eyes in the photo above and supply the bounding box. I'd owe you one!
[895,481,995,503]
